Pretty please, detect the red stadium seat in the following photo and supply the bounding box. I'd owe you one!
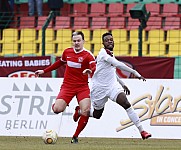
[146,3,160,17]
[72,17,89,30]
[88,3,106,17]
[163,17,180,30]
[106,3,124,17]
[36,16,53,30]
[70,3,88,17]
[160,3,179,17]
[54,16,70,30]
[108,17,125,30]
[123,3,136,17]
[126,17,140,30]
[145,17,162,30]
[90,17,107,29]
[18,16,35,29]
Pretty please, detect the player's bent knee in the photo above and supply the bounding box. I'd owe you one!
[117,97,131,110]
[52,99,67,114]
[52,107,61,114]
[52,104,64,114]
[53,110,60,114]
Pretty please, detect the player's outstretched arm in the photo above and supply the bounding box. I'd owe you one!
[107,57,145,80]
[137,76,146,81]
[35,59,65,77]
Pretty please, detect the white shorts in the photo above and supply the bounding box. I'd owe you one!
[90,82,124,110]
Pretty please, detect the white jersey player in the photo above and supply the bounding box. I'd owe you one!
[73,32,151,140]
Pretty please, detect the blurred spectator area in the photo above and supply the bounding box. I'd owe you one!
[1,0,181,78]
[0,0,181,58]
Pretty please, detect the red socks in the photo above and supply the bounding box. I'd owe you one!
[73,115,89,137]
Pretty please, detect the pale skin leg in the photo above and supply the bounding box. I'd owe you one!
[78,98,91,116]
[53,98,91,116]
[53,99,67,113]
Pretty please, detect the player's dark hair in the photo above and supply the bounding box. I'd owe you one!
[72,31,85,40]
[102,32,112,42]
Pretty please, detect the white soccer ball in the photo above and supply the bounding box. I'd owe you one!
[42,130,58,144]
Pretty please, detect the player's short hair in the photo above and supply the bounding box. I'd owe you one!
[72,31,85,40]
[102,32,112,42]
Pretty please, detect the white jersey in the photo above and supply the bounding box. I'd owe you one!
[91,48,118,87]
[91,48,141,102]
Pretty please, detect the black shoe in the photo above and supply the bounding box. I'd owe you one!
[71,136,78,143]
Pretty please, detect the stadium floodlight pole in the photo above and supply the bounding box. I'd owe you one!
[42,11,55,56]
[138,25,143,56]
[129,4,150,57]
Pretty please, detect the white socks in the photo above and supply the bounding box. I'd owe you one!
[89,106,144,133]
[126,107,144,133]
[89,106,94,117]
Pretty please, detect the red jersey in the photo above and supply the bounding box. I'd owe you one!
[61,47,95,87]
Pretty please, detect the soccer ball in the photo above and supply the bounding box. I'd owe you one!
[42,130,58,144]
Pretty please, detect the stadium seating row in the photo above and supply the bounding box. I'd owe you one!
[3,2,181,57]
[9,15,181,31]
[69,3,180,17]
[12,3,181,30]
[0,28,180,57]
[13,2,181,18]
[14,0,181,4]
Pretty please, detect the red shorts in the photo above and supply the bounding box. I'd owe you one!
[56,84,90,105]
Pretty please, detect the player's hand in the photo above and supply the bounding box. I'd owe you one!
[123,85,130,95]
[82,69,92,75]
[137,76,146,81]
[35,70,44,77]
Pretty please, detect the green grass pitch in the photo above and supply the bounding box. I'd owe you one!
[0,136,181,150]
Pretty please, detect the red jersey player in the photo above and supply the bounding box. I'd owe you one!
[35,31,96,143]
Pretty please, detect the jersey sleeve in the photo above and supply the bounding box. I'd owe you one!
[43,59,65,73]
[106,56,141,77]
[61,50,67,62]
[87,52,96,76]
